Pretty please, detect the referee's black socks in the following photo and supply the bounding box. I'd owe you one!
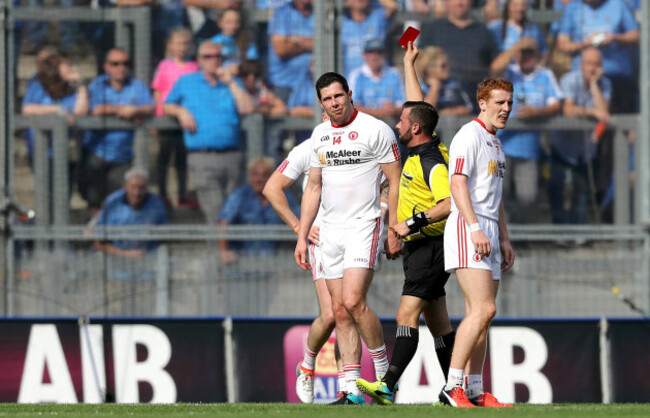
[434,330,456,381]
[383,325,419,392]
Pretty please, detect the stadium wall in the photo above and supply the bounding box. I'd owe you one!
[0,317,647,404]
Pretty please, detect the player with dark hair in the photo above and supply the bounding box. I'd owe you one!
[295,71,403,405]
[439,76,515,408]
[356,41,455,405]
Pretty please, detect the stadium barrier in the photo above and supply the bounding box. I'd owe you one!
[0,316,647,404]
[2,224,648,318]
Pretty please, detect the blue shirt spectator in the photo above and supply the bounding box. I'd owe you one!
[95,168,168,252]
[267,1,314,100]
[218,157,299,260]
[422,79,473,114]
[500,63,563,160]
[256,0,290,8]
[348,39,405,119]
[552,68,612,165]
[164,41,255,223]
[22,79,80,158]
[165,71,245,151]
[342,1,392,77]
[83,74,154,163]
[558,0,638,79]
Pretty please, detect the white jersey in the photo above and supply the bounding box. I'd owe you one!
[277,140,322,225]
[448,118,506,221]
[309,110,400,225]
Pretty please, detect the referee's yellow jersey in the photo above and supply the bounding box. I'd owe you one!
[398,135,450,242]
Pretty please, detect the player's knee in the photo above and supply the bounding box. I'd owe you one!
[395,307,419,328]
[320,310,336,329]
[343,297,367,318]
[479,303,497,325]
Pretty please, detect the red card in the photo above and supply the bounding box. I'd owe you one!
[398,26,421,48]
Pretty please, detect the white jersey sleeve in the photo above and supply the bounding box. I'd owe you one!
[277,139,312,188]
[372,121,401,164]
[449,124,479,178]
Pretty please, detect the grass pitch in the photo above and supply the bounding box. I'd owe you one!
[0,403,650,418]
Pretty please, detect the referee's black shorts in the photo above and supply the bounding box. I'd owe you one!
[402,235,449,301]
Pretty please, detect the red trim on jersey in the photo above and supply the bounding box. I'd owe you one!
[455,157,465,174]
[331,109,359,128]
[472,118,496,135]
[391,142,401,161]
[369,218,381,269]
[277,159,289,173]
[458,215,467,268]
[308,243,317,281]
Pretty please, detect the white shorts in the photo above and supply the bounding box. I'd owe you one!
[444,212,502,280]
[319,218,383,279]
[308,242,323,281]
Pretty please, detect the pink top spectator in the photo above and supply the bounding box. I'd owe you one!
[151,59,199,116]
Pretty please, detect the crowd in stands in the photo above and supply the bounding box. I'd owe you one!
[15,0,642,233]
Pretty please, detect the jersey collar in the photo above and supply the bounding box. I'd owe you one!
[472,117,496,135]
[331,109,359,128]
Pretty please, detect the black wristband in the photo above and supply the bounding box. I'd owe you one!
[405,211,429,233]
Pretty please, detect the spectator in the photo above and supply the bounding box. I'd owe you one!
[92,168,167,313]
[287,61,315,118]
[267,0,314,104]
[556,0,639,113]
[151,28,200,210]
[496,41,562,221]
[239,59,288,117]
[218,156,299,263]
[164,41,255,223]
[341,0,396,77]
[25,45,59,89]
[80,48,155,214]
[93,167,168,258]
[488,0,550,67]
[414,46,472,116]
[22,54,89,163]
[183,0,245,43]
[348,38,405,119]
[209,7,259,75]
[419,0,499,111]
[255,0,290,8]
[549,47,612,224]
[21,54,89,220]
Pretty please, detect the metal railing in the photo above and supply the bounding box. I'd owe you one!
[14,113,639,226]
[2,224,648,318]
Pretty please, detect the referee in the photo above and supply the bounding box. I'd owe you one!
[356,42,455,405]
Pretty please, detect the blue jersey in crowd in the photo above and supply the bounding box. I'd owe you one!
[219,184,299,252]
[488,20,549,55]
[83,74,154,163]
[287,70,315,110]
[22,79,78,158]
[558,0,638,78]
[165,72,244,151]
[551,70,612,164]
[95,188,168,251]
[341,7,390,77]
[348,65,405,109]
[267,2,314,88]
[209,33,259,68]
[500,65,563,160]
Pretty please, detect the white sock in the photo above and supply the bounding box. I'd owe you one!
[465,374,483,399]
[445,368,464,391]
[343,363,362,396]
[368,344,389,379]
[337,370,347,393]
[301,348,317,371]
